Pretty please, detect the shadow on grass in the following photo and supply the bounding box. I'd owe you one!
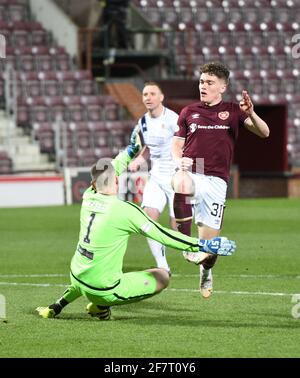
[31,308,300,330]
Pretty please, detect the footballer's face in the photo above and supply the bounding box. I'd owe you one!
[199,73,227,106]
[142,85,164,113]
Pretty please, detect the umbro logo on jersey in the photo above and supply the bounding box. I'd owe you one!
[218,111,230,120]
[192,113,200,119]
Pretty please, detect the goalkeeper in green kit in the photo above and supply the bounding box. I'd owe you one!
[36,128,236,321]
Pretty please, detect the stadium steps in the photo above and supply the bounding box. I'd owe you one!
[105,82,146,120]
[0,113,56,172]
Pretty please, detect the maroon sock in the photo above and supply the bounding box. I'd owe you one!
[173,193,193,236]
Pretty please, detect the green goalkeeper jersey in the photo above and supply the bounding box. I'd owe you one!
[70,150,200,290]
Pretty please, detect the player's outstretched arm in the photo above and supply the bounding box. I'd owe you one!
[240,90,270,138]
[126,202,237,257]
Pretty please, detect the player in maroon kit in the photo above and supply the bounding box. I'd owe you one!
[172,62,270,298]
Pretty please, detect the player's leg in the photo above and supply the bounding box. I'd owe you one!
[197,224,220,298]
[145,268,170,292]
[142,180,170,273]
[86,303,112,320]
[36,279,82,318]
[85,269,169,319]
[165,182,178,232]
[192,176,227,298]
[144,207,171,273]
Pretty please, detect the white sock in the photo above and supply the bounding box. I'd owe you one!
[147,238,170,271]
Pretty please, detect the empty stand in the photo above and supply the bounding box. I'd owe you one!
[0,2,132,169]
[132,0,299,167]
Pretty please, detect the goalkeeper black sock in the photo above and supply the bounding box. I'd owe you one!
[49,298,69,315]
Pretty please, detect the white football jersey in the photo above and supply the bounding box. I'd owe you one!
[138,107,178,181]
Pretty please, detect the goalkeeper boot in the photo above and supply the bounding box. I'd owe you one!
[36,306,56,318]
[199,265,213,298]
[86,303,111,320]
[36,302,63,318]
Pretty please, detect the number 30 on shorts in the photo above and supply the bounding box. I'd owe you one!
[210,202,225,218]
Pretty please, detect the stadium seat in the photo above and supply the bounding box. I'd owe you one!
[92,129,110,148]
[23,80,43,97]
[43,80,61,97]
[16,103,30,127]
[95,147,115,159]
[0,5,6,21]
[72,127,91,149]
[77,148,98,167]
[62,79,77,96]
[78,80,96,96]
[12,30,31,47]
[35,130,55,153]
[30,104,49,124]
[67,106,86,123]
[8,4,27,21]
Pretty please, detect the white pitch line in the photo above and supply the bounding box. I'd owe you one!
[1,273,300,279]
[172,274,300,279]
[0,281,298,297]
[0,282,67,287]
[0,274,68,278]
[167,288,297,297]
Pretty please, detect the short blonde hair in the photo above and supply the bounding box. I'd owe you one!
[90,158,115,191]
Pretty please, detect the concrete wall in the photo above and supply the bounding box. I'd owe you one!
[53,0,102,28]
[29,0,78,58]
[0,176,65,207]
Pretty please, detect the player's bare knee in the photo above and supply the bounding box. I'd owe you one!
[157,269,170,291]
[147,268,170,292]
[171,170,195,195]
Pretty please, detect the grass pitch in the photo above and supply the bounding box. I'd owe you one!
[0,198,300,358]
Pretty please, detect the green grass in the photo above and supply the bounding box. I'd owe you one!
[1,198,300,358]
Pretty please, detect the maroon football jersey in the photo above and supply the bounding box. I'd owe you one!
[175,101,248,183]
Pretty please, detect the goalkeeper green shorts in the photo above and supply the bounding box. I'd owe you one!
[73,271,157,306]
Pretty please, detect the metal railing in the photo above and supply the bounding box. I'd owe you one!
[77,26,176,78]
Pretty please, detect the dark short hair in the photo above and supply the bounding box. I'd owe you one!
[143,81,164,94]
[200,62,230,84]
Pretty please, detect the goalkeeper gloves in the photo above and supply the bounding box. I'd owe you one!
[182,237,236,265]
[199,237,236,256]
[127,125,141,158]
